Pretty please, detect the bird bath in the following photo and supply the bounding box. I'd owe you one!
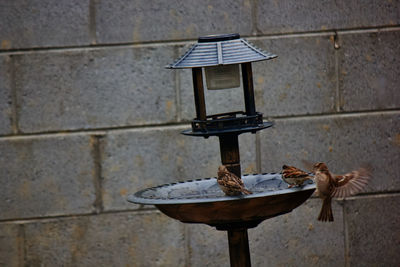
[128,174,315,266]
[128,173,315,227]
[127,34,316,267]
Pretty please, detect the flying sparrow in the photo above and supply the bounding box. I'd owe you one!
[313,162,371,222]
[282,165,313,188]
[217,165,252,196]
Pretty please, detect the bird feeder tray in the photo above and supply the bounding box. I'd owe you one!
[183,111,272,137]
[128,173,315,229]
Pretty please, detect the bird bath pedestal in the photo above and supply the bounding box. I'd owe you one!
[127,34,316,267]
[128,175,315,267]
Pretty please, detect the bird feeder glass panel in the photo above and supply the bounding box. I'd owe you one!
[205,64,240,90]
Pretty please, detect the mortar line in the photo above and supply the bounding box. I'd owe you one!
[267,108,400,121]
[174,46,182,122]
[9,55,20,134]
[342,199,350,267]
[17,224,26,267]
[89,0,97,45]
[0,25,399,55]
[336,26,400,35]
[334,32,341,112]
[0,108,399,139]
[255,132,262,173]
[90,134,105,214]
[184,224,192,267]
[0,207,160,224]
[312,190,400,200]
[250,0,261,36]
[252,25,400,40]
[0,122,192,139]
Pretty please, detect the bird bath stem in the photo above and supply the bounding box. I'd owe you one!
[227,228,251,267]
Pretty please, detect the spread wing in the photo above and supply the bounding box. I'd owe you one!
[331,167,371,198]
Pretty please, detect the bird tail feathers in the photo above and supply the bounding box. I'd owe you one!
[318,197,334,222]
[242,189,253,195]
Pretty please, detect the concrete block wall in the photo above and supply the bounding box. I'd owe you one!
[0,1,399,266]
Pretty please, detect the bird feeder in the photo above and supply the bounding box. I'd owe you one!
[167,33,276,176]
[167,33,275,134]
[128,34,316,267]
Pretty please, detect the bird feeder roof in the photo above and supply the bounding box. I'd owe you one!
[167,33,277,69]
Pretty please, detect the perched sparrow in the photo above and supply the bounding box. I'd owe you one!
[313,162,371,222]
[217,165,252,196]
[282,165,313,188]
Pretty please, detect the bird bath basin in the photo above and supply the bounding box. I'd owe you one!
[128,173,316,229]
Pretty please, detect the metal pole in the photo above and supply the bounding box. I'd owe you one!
[241,63,256,116]
[227,228,252,267]
[218,133,241,177]
[192,67,207,121]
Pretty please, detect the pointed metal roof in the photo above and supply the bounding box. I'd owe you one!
[167,33,277,69]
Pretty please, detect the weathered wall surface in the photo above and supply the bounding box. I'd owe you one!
[1,1,399,266]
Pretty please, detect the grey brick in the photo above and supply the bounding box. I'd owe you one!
[259,112,400,193]
[252,35,336,117]
[0,0,90,50]
[249,198,345,267]
[15,45,176,133]
[338,30,400,111]
[95,0,252,44]
[256,0,400,35]
[0,55,12,135]
[24,211,186,267]
[0,134,96,220]
[344,194,400,267]
[0,223,22,267]
[101,125,257,211]
[187,224,229,267]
